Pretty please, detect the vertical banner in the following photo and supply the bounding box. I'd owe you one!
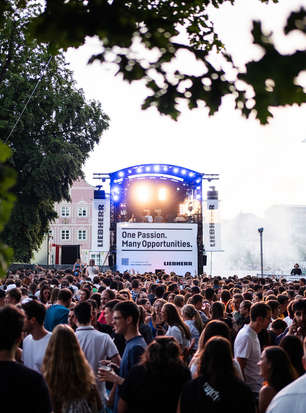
[91,197,110,252]
[203,198,222,252]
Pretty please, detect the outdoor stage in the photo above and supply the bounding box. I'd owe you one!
[92,164,220,276]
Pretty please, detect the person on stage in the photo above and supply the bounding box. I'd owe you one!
[291,263,302,276]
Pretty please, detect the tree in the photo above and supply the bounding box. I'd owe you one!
[0,2,109,262]
[21,0,306,124]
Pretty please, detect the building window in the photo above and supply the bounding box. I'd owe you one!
[78,230,87,240]
[78,207,88,217]
[61,229,70,240]
[61,206,70,217]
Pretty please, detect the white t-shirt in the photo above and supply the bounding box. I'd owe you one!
[267,373,306,413]
[76,326,119,404]
[166,325,190,349]
[234,324,263,393]
[22,332,52,373]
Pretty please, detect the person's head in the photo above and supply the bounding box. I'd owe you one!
[140,336,182,370]
[198,319,230,352]
[42,324,95,406]
[232,293,243,311]
[211,301,225,320]
[57,288,72,307]
[113,301,140,336]
[239,300,252,318]
[5,288,21,305]
[293,299,306,327]
[161,302,191,339]
[104,299,120,326]
[271,318,287,336]
[280,335,305,376]
[101,289,116,308]
[220,289,230,304]
[198,336,235,384]
[79,288,90,302]
[74,301,91,325]
[277,295,289,314]
[266,298,279,317]
[173,294,185,309]
[131,279,139,290]
[250,302,271,331]
[89,259,95,266]
[258,346,297,391]
[152,298,166,315]
[204,288,215,302]
[119,289,132,301]
[39,284,51,304]
[0,305,24,352]
[22,300,46,332]
[188,294,202,310]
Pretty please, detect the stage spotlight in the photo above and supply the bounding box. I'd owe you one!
[181,169,186,175]
[173,168,179,173]
[135,185,151,203]
[112,186,120,194]
[113,195,119,202]
[163,166,168,171]
[158,187,167,201]
[189,172,195,177]
[154,165,160,172]
[118,171,124,177]
[137,167,142,173]
[196,178,201,183]
[145,166,151,172]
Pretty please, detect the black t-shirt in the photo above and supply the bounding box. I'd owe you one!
[120,363,190,413]
[180,375,255,413]
[291,268,302,275]
[0,361,51,413]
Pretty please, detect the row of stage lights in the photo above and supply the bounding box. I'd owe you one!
[114,164,202,184]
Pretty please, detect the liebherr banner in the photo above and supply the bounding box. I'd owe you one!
[91,198,110,252]
[203,199,222,252]
[116,223,198,275]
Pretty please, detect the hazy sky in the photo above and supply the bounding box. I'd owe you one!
[66,0,306,220]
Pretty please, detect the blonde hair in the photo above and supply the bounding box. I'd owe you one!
[42,325,96,411]
[182,304,204,334]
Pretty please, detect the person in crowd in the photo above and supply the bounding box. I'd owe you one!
[161,303,191,353]
[288,298,306,340]
[22,300,52,373]
[74,301,120,410]
[99,299,126,356]
[266,337,306,413]
[234,302,272,399]
[42,324,101,413]
[73,258,83,277]
[178,336,255,413]
[39,284,51,305]
[280,335,305,377]
[0,305,51,412]
[0,290,6,307]
[97,289,116,325]
[182,304,203,352]
[258,346,297,413]
[86,259,99,281]
[44,288,72,331]
[234,299,251,331]
[188,294,209,324]
[5,287,22,306]
[269,319,287,344]
[189,319,243,380]
[138,305,153,344]
[97,301,147,413]
[148,298,167,337]
[79,288,91,302]
[118,336,190,413]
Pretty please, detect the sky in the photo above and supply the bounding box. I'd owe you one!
[65,0,306,220]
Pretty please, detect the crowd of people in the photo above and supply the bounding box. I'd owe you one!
[1,266,306,413]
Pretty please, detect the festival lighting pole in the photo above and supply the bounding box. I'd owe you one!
[258,227,264,277]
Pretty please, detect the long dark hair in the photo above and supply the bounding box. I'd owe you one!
[198,336,235,388]
[211,302,225,320]
[264,346,297,392]
[162,303,191,340]
[280,335,305,377]
[140,336,184,373]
